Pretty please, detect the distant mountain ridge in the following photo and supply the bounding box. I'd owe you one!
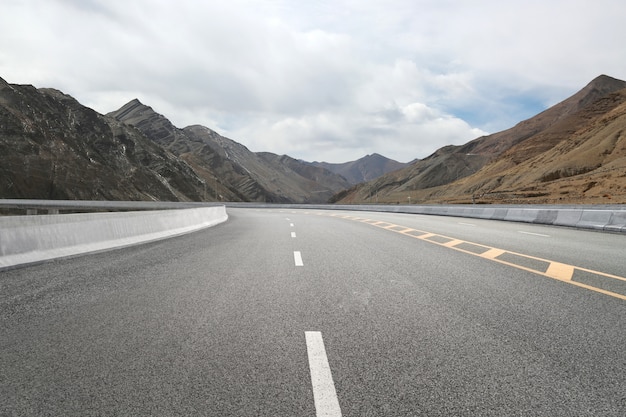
[108,99,352,203]
[310,153,408,184]
[3,73,625,205]
[333,75,626,204]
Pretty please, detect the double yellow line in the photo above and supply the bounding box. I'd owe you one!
[320,213,626,301]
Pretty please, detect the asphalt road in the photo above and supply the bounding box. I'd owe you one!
[1,208,625,416]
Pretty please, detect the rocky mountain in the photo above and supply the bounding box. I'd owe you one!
[0,77,207,201]
[0,74,374,204]
[333,75,626,204]
[108,100,351,203]
[310,153,408,185]
[6,73,625,205]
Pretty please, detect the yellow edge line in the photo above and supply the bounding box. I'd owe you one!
[442,239,464,248]
[325,213,625,301]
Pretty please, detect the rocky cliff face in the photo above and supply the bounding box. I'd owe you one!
[0,78,206,201]
[0,77,353,203]
[109,100,352,203]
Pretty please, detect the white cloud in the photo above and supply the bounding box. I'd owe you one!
[2,0,626,162]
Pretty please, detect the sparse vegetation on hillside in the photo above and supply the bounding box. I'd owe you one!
[333,75,626,205]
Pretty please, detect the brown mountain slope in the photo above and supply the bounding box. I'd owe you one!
[0,78,206,201]
[109,100,351,203]
[439,87,626,204]
[334,75,626,204]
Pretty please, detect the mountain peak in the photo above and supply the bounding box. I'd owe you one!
[108,99,159,123]
[589,74,625,86]
[578,74,626,101]
[333,74,626,204]
[127,98,143,106]
[310,153,408,184]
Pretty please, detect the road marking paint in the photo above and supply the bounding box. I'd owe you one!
[294,251,304,266]
[315,212,626,300]
[519,231,550,237]
[442,239,464,248]
[545,262,574,281]
[291,232,297,238]
[305,331,342,417]
[290,223,295,227]
[417,233,436,239]
[480,248,506,259]
[286,218,291,221]
[459,222,476,226]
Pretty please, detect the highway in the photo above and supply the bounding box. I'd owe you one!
[1,208,625,416]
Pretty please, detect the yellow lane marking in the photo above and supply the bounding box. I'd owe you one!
[566,281,626,300]
[442,239,465,248]
[417,233,436,239]
[545,262,575,281]
[316,212,626,301]
[481,248,506,259]
[575,267,626,283]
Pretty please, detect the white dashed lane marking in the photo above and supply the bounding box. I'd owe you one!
[518,231,550,237]
[305,331,342,417]
[294,251,304,266]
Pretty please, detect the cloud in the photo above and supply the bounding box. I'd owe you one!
[2,0,625,162]
[231,99,486,163]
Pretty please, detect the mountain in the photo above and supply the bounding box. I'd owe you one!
[108,100,351,203]
[6,73,624,205]
[310,153,408,184]
[0,77,207,201]
[332,75,626,204]
[445,85,626,203]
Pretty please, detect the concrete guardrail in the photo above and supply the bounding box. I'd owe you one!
[1,199,623,271]
[225,202,626,233]
[0,206,228,270]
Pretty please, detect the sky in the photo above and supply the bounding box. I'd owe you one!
[2,0,626,163]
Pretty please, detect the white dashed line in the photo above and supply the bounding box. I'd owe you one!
[305,331,342,417]
[294,251,303,266]
[290,223,295,227]
[518,231,550,237]
[459,222,476,226]
[291,232,297,238]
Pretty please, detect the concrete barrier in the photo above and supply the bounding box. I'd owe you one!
[0,206,227,270]
[576,209,614,231]
[225,202,626,233]
[604,211,626,233]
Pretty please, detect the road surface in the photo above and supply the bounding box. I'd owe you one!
[1,208,625,416]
